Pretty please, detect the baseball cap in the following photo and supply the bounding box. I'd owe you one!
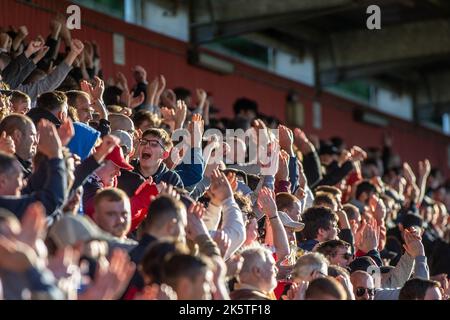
[278,211,305,232]
[105,145,134,170]
[48,215,113,249]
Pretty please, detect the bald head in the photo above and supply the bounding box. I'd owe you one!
[109,113,134,133]
[0,114,37,160]
[350,271,375,300]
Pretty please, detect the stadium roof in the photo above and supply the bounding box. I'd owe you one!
[189,0,450,115]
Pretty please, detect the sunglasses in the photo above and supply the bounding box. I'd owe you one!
[355,287,375,297]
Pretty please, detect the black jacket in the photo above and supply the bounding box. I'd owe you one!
[117,169,146,198]
[313,160,354,189]
[302,151,322,188]
[121,234,157,299]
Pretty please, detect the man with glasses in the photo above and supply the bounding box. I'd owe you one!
[132,128,183,188]
[350,269,404,300]
[316,239,354,268]
[351,271,375,300]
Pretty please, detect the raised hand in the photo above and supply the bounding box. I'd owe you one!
[93,135,120,163]
[79,248,136,300]
[284,281,309,300]
[278,124,294,156]
[57,114,75,146]
[196,88,207,110]
[403,229,425,258]
[154,75,166,106]
[402,162,417,185]
[338,149,352,166]
[354,218,366,250]
[92,76,105,101]
[188,113,204,148]
[209,169,233,206]
[257,187,277,218]
[252,119,270,148]
[161,106,176,124]
[225,171,238,192]
[18,25,29,39]
[47,246,80,280]
[276,149,290,182]
[213,230,231,258]
[369,194,386,225]
[80,79,94,98]
[0,33,12,51]
[0,131,16,154]
[32,46,50,64]
[357,219,379,253]
[116,72,129,91]
[293,127,314,154]
[418,159,431,178]
[25,38,45,58]
[37,120,63,159]
[161,89,177,109]
[186,202,208,240]
[65,39,84,66]
[129,92,145,109]
[350,145,367,162]
[18,202,47,249]
[174,100,188,129]
[146,76,159,106]
[70,39,84,56]
[156,182,180,200]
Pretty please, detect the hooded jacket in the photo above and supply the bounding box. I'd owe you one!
[67,122,100,161]
[132,160,184,188]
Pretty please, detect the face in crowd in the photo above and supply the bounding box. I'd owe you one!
[138,134,169,167]
[351,271,375,301]
[93,194,131,239]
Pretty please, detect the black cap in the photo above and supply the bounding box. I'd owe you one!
[349,256,376,274]
[319,142,339,156]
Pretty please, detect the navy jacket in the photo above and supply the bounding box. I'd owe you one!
[0,158,66,220]
[132,160,184,188]
[174,147,204,188]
